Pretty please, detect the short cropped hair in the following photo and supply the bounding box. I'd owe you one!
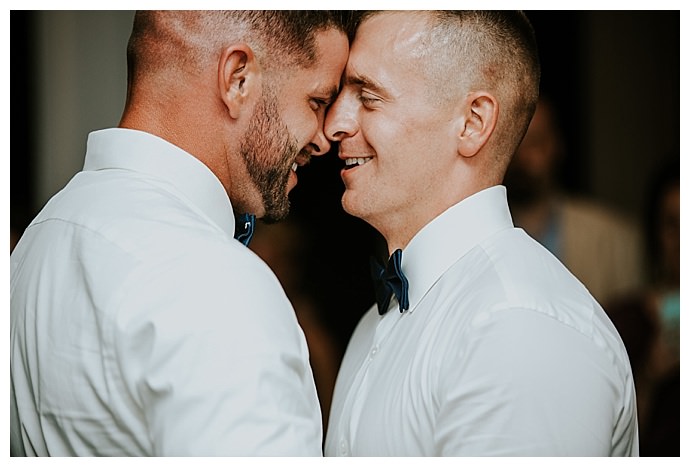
[429,11,541,163]
[126,11,353,86]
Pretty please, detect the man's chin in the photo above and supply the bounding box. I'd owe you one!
[341,193,365,220]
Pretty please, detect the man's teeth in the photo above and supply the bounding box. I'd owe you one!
[291,162,298,172]
[345,157,372,167]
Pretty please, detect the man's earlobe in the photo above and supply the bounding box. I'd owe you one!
[219,45,258,120]
[457,93,498,158]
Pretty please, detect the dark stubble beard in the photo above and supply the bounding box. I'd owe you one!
[239,89,301,223]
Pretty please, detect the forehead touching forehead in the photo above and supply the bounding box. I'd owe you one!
[276,28,348,102]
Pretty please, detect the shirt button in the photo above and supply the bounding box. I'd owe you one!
[370,345,379,358]
[340,439,348,455]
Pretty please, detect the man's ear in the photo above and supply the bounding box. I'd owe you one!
[218,44,260,120]
[457,92,498,158]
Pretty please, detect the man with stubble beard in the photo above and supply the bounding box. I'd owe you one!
[11,11,349,456]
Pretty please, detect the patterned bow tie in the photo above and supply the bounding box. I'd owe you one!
[370,248,410,315]
[234,213,256,247]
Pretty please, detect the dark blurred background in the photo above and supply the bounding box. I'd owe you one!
[10,10,680,454]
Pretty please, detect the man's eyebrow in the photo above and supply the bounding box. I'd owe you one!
[344,73,387,96]
[314,85,339,103]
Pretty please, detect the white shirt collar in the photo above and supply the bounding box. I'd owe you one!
[83,128,236,237]
[402,185,514,312]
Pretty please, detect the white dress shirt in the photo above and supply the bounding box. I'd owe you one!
[325,186,638,456]
[10,128,322,456]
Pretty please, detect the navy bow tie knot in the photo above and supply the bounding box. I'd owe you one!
[234,213,255,247]
[370,249,410,315]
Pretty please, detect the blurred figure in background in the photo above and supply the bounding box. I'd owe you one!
[506,97,679,455]
[504,96,644,305]
[605,159,679,456]
[641,160,680,366]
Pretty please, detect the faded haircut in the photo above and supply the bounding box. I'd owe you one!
[428,11,541,165]
[126,11,354,86]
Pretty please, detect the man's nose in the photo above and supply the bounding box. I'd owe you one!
[325,93,358,142]
[308,127,331,157]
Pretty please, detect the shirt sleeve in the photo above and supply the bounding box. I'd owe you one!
[112,241,322,456]
[436,307,631,456]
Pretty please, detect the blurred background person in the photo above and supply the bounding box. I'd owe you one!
[605,158,679,456]
[503,93,681,456]
[504,95,644,305]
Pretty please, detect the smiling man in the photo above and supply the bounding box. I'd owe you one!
[324,11,638,456]
[11,11,349,456]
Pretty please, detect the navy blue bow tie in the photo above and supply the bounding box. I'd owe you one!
[370,249,410,315]
[234,213,256,247]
